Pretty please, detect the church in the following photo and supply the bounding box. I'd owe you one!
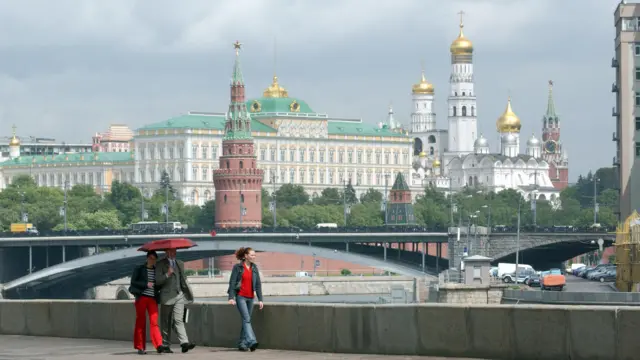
[410,14,568,202]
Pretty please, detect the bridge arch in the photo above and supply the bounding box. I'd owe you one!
[2,241,430,299]
[115,286,131,300]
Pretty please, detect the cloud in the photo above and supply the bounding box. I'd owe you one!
[0,0,624,181]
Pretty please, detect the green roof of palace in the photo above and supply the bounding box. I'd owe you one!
[0,152,133,167]
[139,113,277,133]
[138,112,408,138]
[246,97,315,114]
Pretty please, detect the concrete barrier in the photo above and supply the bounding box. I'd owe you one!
[0,300,637,359]
[503,289,640,305]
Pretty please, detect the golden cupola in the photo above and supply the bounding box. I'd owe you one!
[418,151,427,158]
[9,125,20,146]
[496,97,522,133]
[450,14,474,56]
[263,75,289,98]
[412,70,434,95]
[432,158,441,168]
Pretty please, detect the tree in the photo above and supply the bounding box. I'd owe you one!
[360,188,383,204]
[341,179,358,205]
[158,170,175,199]
[274,184,309,208]
[313,188,341,206]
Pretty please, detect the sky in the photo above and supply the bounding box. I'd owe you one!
[0,0,622,182]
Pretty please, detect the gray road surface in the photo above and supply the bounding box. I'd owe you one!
[564,274,615,292]
[0,335,486,360]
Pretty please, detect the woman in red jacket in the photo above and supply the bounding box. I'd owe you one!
[227,247,264,352]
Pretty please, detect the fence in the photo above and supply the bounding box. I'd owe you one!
[615,210,640,291]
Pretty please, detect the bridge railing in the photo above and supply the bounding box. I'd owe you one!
[0,224,616,238]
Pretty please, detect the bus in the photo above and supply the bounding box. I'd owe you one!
[315,223,338,229]
[128,221,186,234]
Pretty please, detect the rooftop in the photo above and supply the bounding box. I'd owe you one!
[0,152,133,167]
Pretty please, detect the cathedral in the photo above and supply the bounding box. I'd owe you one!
[410,15,568,202]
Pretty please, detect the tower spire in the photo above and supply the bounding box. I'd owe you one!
[225,40,252,140]
[546,80,557,118]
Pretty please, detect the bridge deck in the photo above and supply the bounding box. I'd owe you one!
[1,335,482,359]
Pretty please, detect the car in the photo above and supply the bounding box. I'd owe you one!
[596,268,616,282]
[524,273,541,287]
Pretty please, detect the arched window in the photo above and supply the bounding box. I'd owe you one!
[453,106,457,116]
[429,146,434,155]
[413,138,423,156]
[428,135,436,143]
[226,160,230,169]
[241,194,245,203]
[239,160,244,169]
[462,106,467,116]
[471,106,475,116]
[224,194,227,203]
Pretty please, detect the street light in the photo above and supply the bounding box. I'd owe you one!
[593,176,599,225]
[515,196,522,282]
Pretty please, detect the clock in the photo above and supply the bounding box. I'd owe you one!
[544,140,557,153]
[251,100,261,113]
[289,100,300,112]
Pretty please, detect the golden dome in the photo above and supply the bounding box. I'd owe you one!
[263,75,288,98]
[419,151,427,158]
[450,15,473,55]
[9,125,19,146]
[412,70,434,95]
[496,97,522,133]
[432,159,441,168]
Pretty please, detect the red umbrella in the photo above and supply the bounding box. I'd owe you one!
[138,238,198,252]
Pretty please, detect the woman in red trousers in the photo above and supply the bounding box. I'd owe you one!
[129,250,169,355]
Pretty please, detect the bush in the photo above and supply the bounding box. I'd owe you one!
[340,269,352,276]
[184,269,196,276]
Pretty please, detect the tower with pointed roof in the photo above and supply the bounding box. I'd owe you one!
[447,11,477,155]
[213,41,264,228]
[386,172,416,226]
[541,80,568,190]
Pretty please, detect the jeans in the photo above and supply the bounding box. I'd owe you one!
[236,296,257,348]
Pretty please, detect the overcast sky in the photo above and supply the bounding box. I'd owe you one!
[0,0,621,182]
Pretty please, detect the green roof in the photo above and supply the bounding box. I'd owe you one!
[0,152,132,167]
[246,97,315,115]
[328,121,407,137]
[138,113,276,133]
[391,172,410,191]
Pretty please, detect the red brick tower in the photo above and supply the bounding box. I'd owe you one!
[213,41,263,228]
[541,80,569,190]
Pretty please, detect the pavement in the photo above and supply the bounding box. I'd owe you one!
[564,274,615,292]
[0,335,486,360]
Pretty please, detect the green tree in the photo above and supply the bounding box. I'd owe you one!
[360,188,383,204]
[313,188,341,205]
[158,170,176,199]
[341,180,358,205]
[274,184,309,208]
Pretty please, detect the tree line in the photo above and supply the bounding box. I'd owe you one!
[0,167,619,232]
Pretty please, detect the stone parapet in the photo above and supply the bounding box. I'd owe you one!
[1,300,637,359]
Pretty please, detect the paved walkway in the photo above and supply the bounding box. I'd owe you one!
[0,335,484,359]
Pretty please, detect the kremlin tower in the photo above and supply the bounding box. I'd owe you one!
[541,80,569,190]
[213,41,263,228]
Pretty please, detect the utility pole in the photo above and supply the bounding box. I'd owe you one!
[272,173,277,228]
[63,181,68,232]
[593,176,599,225]
[515,198,521,282]
[164,185,169,223]
[532,170,538,228]
[343,180,347,227]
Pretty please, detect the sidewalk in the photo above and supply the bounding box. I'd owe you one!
[0,335,485,359]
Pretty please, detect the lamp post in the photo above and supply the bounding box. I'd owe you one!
[515,197,522,282]
[271,173,277,228]
[593,176,599,225]
[164,185,169,223]
[383,174,390,225]
[63,181,68,231]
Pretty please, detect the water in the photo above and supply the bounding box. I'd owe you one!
[198,294,391,304]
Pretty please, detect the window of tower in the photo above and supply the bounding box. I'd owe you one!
[462,106,467,116]
[428,135,436,143]
[241,194,245,203]
[471,106,475,116]
[636,67,640,81]
[453,106,457,116]
[256,194,258,203]
[413,138,423,155]
[462,92,466,96]
[636,117,640,130]
[429,147,434,155]
[636,92,640,106]
[454,92,458,96]
[224,195,227,203]
[226,160,230,169]
[239,160,243,169]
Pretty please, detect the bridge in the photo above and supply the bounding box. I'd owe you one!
[0,230,616,291]
[1,240,432,299]
[0,300,638,359]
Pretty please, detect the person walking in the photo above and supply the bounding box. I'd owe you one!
[155,248,196,354]
[128,251,169,355]
[227,247,264,352]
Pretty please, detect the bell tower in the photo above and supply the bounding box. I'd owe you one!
[541,80,569,190]
[213,41,264,228]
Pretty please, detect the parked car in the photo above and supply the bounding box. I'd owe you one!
[524,273,541,287]
[571,266,586,276]
[503,269,535,284]
[540,269,565,291]
[596,268,616,283]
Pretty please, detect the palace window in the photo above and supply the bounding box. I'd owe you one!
[270,149,276,161]
[393,152,399,164]
[338,151,344,163]
[319,169,325,184]
[356,172,362,185]
[322,150,327,162]
[367,151,372,163]
[347,150,353,163]
[403,154,409,164]
[385,152,390,164]
[289,149,295,161]
[192,166,197,180]
[149,147,155,160]
[376,152,381,164]
[260,149,266,161]
[212,145,218,159]
[310,169,315,184]
[289,168,295,183]
[328,170,334,184]
[299,149,305,162]
[192,145,198,159]
[309,149,315,162]
[280,149,285,161]
[202,146,208,159]
[300,169,305,183]
[357,151,362,164]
